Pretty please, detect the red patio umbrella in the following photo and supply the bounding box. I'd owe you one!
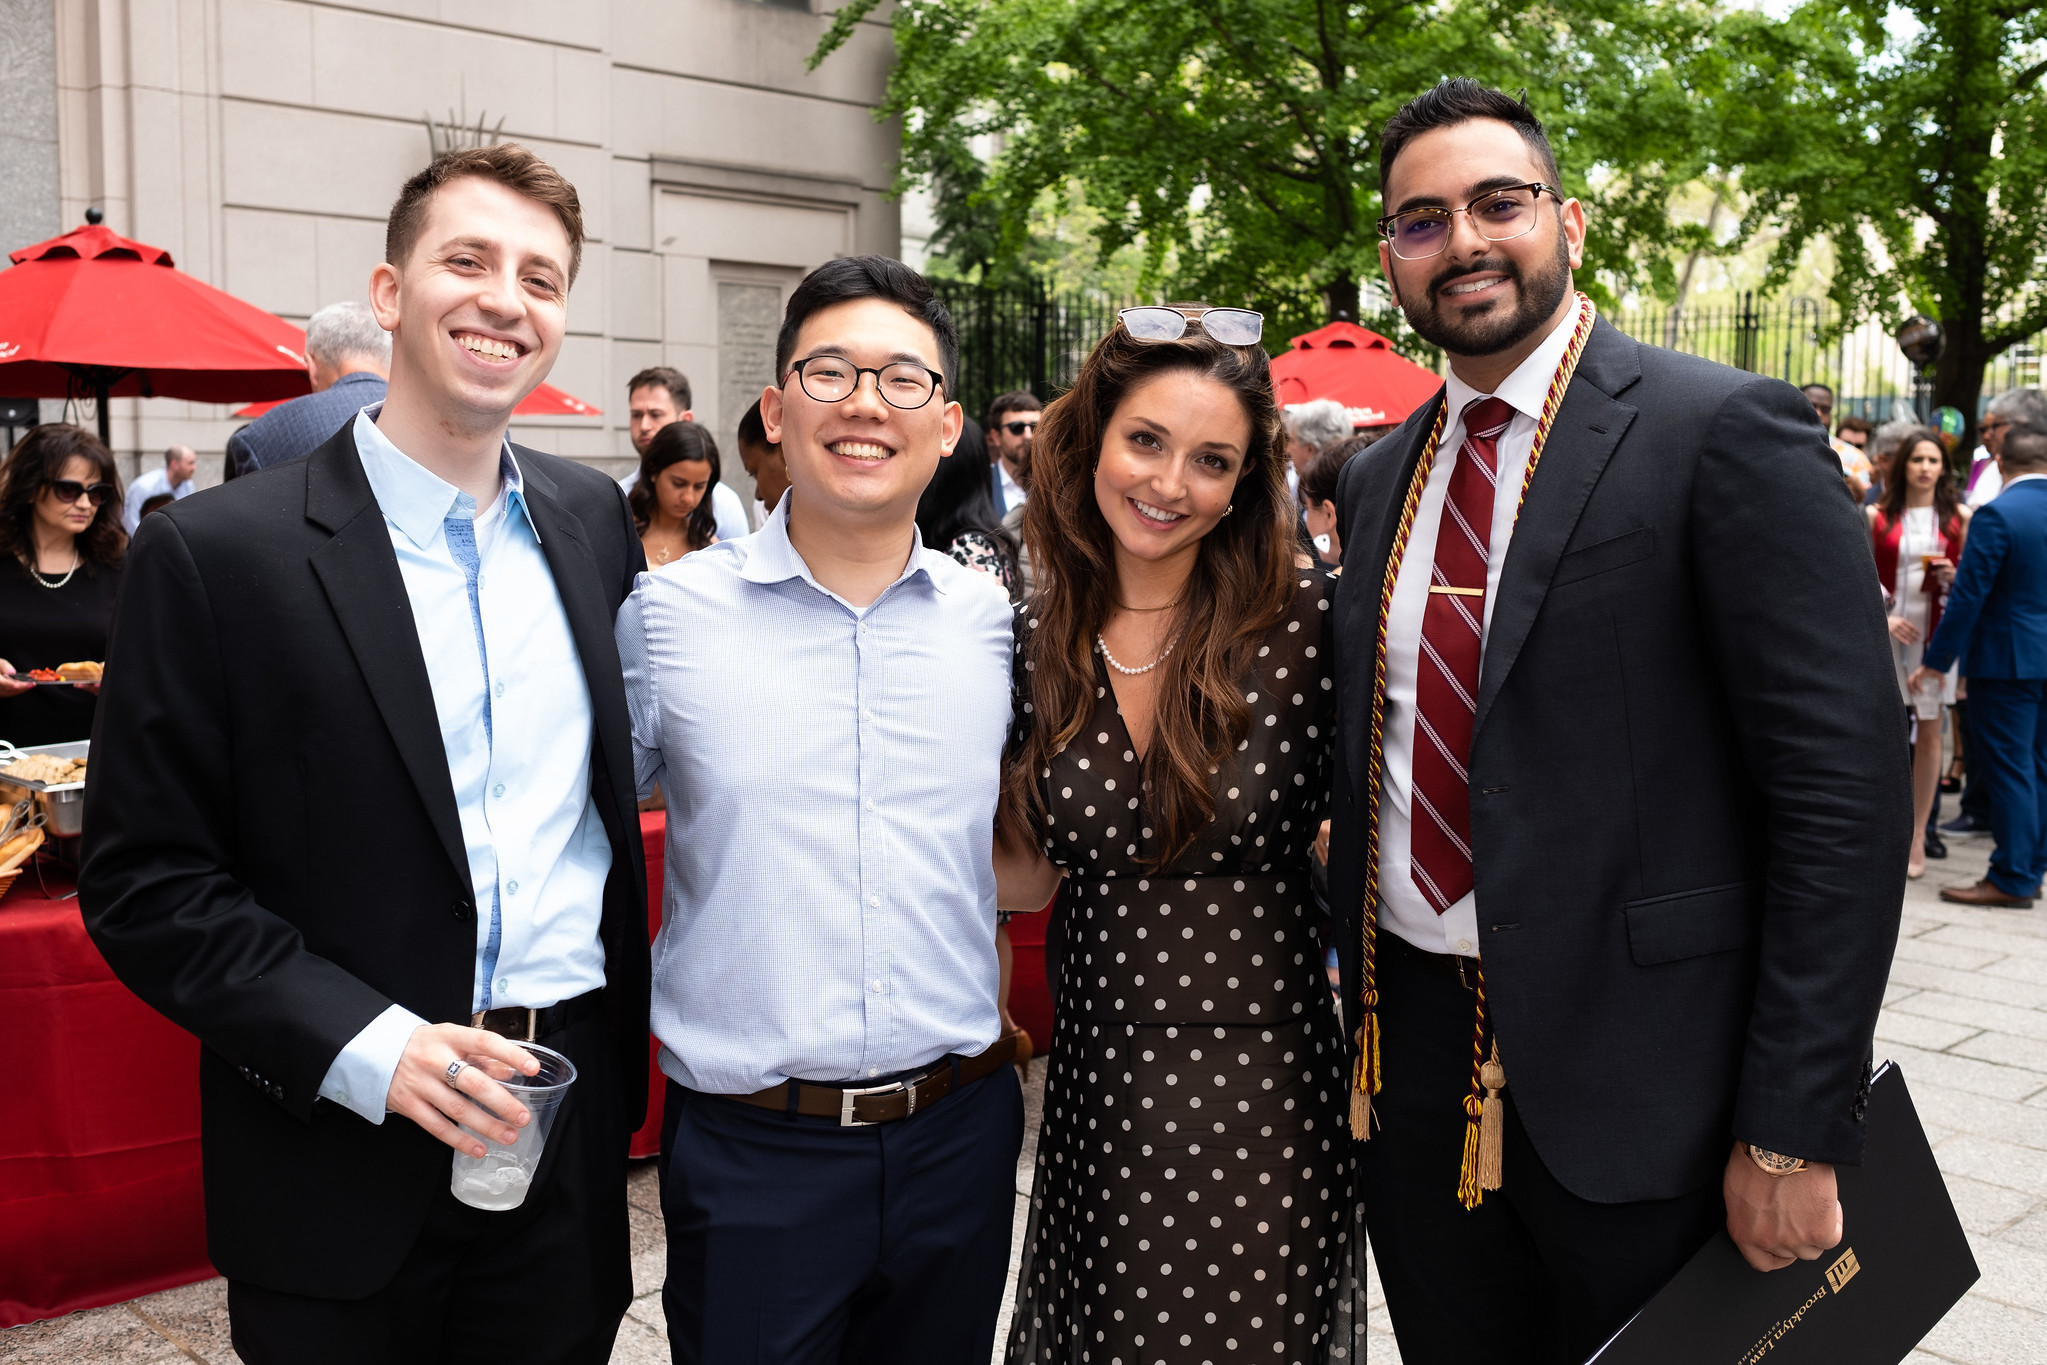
[1269,321,1441,429]
[0,212,311,443]
[233,380,601,421]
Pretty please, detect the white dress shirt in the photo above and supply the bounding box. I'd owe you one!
[1967,449,2005,507]
[122,465,194,533]
[317,407,612,1122]
[1379,298,1587,958]
[617,494,1015,1095]
[618,466,751,540]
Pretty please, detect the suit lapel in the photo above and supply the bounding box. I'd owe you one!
[514,454,633,811]
[1336,394,1442,801]
[1472,319,1642,738]
[303,430,472,884]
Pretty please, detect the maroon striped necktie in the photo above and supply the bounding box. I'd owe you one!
[1410,396,1516,914]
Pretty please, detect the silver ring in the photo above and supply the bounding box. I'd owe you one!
[444,1060,469,1088]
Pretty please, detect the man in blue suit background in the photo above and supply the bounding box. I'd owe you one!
[1916,423,2047,907]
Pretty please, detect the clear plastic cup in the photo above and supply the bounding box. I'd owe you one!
[449,1041,577,1211]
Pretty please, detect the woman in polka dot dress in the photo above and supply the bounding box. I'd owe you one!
[996,308,1365,1364]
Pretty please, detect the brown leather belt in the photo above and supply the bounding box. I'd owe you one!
[723,1035,1018,1127]
[472,989,602,1042]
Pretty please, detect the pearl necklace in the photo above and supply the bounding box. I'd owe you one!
[1097,632,1175,676]
[29,550,80,590]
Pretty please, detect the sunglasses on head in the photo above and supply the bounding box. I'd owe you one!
[1000,419,1039,436]
[47,479,114,508]
[1118,307,1265,347]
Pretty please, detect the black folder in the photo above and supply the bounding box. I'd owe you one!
[1587,1063,1979,1364]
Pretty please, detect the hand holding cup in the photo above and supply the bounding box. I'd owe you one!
[385,1023,540,1157]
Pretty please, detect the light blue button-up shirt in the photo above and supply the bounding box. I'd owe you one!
[616,494,1014,1095]
[316,407,612,1123]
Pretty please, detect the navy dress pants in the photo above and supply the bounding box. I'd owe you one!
[1967,677,2047,895]
[659,1065,1023,1365]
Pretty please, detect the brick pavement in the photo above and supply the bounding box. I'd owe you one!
[7,837,2043,1363]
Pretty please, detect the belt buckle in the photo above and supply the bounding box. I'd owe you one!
[838,1078,909,1127]
[470,1008,539,1042]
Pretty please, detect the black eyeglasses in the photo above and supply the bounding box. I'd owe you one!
[1118,307,1264,346]
[1378,183,1560,261]
[1000,419,1039,436]
[785,356,945,410]
[46,479,114,508]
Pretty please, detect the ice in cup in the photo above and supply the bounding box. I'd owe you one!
[449,1041,577,1211]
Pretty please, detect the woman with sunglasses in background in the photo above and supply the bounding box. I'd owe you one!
[996,305,1364,1364]
[0,424,126,744]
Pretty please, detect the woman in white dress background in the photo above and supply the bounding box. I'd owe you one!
[1868,428,1971,878]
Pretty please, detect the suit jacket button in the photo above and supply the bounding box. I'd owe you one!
[452,900,474,922]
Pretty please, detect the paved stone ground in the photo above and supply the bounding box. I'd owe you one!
[8,834,2043,1363]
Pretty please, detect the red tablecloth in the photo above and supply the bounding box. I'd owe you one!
[0,814,1056,1327]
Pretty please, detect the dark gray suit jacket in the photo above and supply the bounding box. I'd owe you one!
[1329,317,1910,1203]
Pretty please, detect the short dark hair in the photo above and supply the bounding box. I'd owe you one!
[2003,423,2047,471]
[1379,79,1560,198]
[1802,382,1835,400]
[987,390,1042,430]
[1837,414,1874,437]
[736,398,770,451]
[1300,433,1374,508]
[628,366,692,411]
[775,256,959,400]
[386,144,585,285]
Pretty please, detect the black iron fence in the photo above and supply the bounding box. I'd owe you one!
[937,282,2047,426]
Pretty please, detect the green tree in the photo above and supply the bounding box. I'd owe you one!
[1705,0,2047,441]
[815,0,1731,337]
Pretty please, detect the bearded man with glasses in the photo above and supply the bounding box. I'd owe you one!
[1324,79,1908,1362]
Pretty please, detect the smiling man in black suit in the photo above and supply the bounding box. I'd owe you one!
[81,145,648,1364]
[1326,81,1910,1363]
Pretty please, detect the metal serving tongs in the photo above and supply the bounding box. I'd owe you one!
[0,797,46,847]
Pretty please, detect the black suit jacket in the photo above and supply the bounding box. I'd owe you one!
[80,427,650,1295]
[1329,318,1910,1204]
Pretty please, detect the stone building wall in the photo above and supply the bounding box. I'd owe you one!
[4,0,899,500]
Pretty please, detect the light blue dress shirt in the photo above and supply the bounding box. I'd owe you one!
[316,407,613,1123]
[616,495,1015,1095]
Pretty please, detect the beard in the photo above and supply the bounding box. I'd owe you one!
[1395,233,1572,358]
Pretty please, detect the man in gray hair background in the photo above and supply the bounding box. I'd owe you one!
[1283,397,1355,493]
[227,301,393,476]
[124,444,198,533]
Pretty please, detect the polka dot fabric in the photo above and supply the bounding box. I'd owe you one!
[1008,573,1367,1364]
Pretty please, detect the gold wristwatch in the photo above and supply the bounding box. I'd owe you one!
[1747,1145,1807,1177]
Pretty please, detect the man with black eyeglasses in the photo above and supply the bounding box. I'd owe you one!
[615,255,1022,1365]
[985,388,1040,516]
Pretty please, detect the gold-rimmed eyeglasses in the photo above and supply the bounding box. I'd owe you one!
[1377,183,1560,261]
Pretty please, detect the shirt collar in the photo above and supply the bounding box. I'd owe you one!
[352,403,539,548]
[1443,294,1588,428]
[738,491,948,598]
[2005,472,2047,488]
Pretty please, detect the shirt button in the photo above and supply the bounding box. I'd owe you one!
[507,879,520,895]
[492,783,506,798]
[862,708,873,721]
[1457,938,1473,952]
[494,680,505,698]
[869,894,880,907]
[478,573,488,588]
[869,1067,880,1077]
[865,799,876,812]
[496,977,509,994]
[872,980,884,992]
[858,622,868,636]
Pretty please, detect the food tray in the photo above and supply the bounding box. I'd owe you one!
[0,739,89,792]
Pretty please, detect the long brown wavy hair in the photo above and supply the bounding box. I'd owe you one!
[1878,426,1961,527]
[1000,321,1293,870]
[0,424,127,570]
